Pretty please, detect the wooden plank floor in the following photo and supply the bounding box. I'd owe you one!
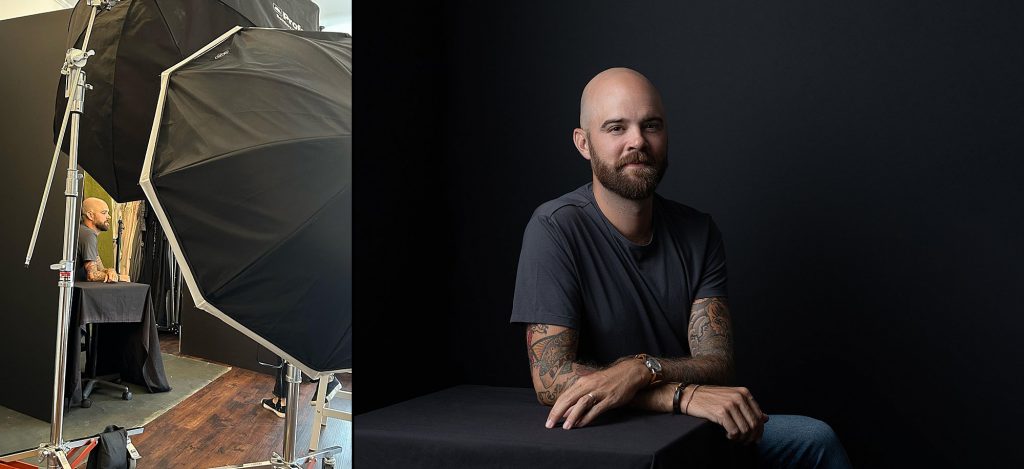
[131,332,351,468]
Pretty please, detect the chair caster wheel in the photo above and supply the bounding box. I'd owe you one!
[81,398,92,408]
[122,391,133,400]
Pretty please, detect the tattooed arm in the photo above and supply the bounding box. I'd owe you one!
[526,324,600,405]
[83,259,117,283]
[528,298,767,443]
[527,323,662,430]
[654,296,735,386]
[654,297,768,444]
[526,297,733,407]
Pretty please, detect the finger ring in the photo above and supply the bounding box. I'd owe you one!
[587,392,595,400]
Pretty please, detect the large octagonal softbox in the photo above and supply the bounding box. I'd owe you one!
[140,27,352,377]
[55,0,321,201]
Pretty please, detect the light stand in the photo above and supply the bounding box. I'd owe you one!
[115,217,122,274]
[210,361,342,469]
[308,372,351,454]
[16,1,143,468]
[163,242,182,333]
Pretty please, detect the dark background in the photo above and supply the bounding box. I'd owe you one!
[0,9,78,423]
[358,1,1024,467]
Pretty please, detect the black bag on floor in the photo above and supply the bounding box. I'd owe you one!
[86,425,139,469]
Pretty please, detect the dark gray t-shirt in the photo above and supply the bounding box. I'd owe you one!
[510,183,728,365]
[77,223,100,281]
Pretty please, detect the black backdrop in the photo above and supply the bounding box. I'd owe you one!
[358,1,1024,467]
[0,9,77,424]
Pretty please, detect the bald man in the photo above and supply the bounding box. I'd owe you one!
[78,197,118,283]
[511,68,852,468]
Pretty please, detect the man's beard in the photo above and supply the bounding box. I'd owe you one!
[590,147,667,200]
[96,220,110,232]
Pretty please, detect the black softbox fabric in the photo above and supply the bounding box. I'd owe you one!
[141,28,352,375]
[54,0,320,202]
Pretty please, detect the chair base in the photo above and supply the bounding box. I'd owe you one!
[82,374,133,407]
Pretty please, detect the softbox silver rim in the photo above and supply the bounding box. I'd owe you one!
[140,25,346,379]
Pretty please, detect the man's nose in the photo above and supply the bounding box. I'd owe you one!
[625,126,648,151]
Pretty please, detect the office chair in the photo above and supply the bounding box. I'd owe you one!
[80,323,132,408]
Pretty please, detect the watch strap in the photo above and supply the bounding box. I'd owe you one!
[634,353,662,385]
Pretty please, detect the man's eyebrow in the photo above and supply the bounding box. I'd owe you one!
[600,118,625,129]
[600,116,664,129]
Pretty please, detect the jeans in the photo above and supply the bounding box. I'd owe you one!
[756,415,853,469]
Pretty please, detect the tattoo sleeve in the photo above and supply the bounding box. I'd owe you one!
[524,297,734,406]
[526,324,597,405]
[657,296,735,385]
[84,260,106,282]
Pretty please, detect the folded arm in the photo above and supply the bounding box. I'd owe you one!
[660,296,735,385]
[527,297,733,407]
[527,324,599,405]
[82,259,117,283]
[527,323,654,425]
[526,297,767,443]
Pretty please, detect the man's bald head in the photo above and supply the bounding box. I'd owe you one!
[579,67,665,130]
[82,197,111,231]
[82,197,106,215]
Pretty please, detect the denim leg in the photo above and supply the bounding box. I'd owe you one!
[756,415,853,469]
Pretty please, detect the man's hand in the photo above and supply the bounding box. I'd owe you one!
[103,268,118,283]
[683,385,768,445]
[546,358,648,429]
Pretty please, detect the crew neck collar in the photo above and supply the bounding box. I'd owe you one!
[583,183,659,248]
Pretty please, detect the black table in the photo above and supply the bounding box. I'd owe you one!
[356,385,755,469]
[65,282,171,408]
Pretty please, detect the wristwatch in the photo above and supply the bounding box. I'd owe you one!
[634,353,664,385]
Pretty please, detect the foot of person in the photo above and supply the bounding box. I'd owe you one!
[310,376,343,405]
[261,398,286,418]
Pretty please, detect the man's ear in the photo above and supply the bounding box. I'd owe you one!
[573,128,592,161]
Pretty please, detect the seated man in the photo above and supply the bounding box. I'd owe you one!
[78,197,119,283]
[510,68,852,468]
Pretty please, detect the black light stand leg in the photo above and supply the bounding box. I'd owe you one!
[14,2,142,468]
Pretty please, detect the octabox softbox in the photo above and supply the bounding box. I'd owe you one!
[56,0,321,202]
[140,27,352,376]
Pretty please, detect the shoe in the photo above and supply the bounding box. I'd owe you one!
[261,398,286,418]
[311,376,342,405]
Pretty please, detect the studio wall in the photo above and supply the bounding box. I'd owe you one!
[0,8,76,422]
[359,1,1024,467]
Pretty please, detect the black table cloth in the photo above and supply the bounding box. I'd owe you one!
[65,282,170,408]
[356,385,755,469]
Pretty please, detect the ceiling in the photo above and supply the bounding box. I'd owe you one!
[315,0,352,33]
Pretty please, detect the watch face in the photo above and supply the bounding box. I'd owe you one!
[646,358,662,373]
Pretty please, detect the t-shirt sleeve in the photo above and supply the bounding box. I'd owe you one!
[694,217,728,299]
[510,214,582,329]
[79,229,99,263]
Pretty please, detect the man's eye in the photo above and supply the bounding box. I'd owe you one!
[609,126,624,133]
[644,123,662,131]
